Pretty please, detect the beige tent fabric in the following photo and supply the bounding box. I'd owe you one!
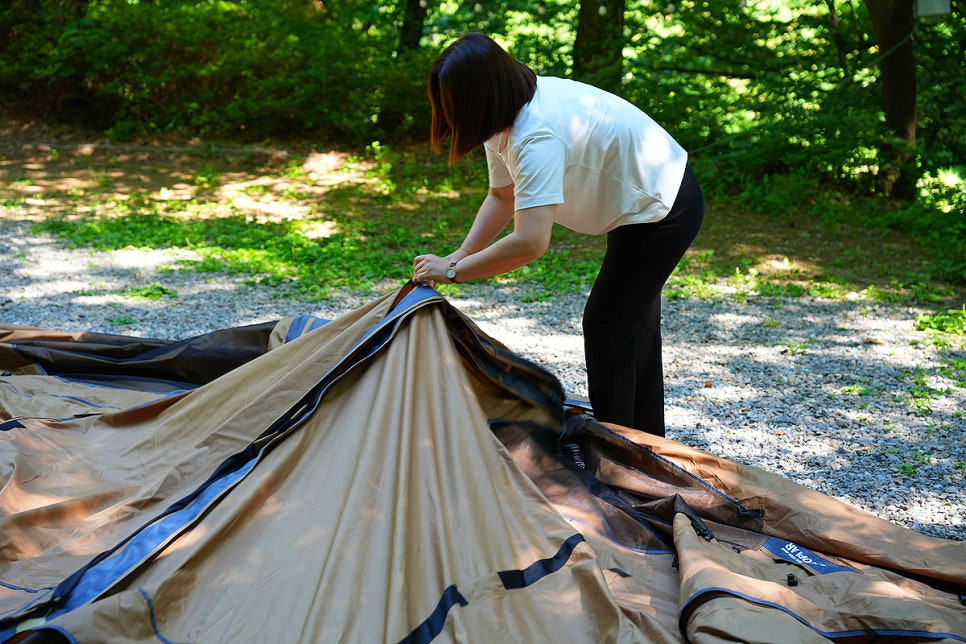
[2,285,965,643]
[608,427,966,585]
[0,374,172,420]
[672,512,966,642]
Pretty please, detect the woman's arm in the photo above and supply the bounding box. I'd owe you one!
[452,184,517,257]
[414,184,555,284]
[449,203,553,281]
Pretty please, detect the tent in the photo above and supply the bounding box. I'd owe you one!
[1,283,964,643]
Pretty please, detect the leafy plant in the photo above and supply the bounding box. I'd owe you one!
[781,341,811,356]
[841,384,877,396]
[916,307,965,342]
[106,314,139,326]
[896,462,918,476]
[121,282,178,300]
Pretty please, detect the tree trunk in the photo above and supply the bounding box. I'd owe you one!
[379,0,430,137]
[823,0,850,73]
[573,0,626,93]
[865,0,918,200]
[398,0,428,55]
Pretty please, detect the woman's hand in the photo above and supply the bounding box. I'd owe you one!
[413,253,449,287]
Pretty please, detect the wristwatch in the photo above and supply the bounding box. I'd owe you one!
[445,260,459,283]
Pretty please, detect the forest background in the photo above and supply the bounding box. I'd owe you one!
[0,0,964,308]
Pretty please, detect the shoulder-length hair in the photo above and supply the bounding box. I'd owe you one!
[428,33,537,164]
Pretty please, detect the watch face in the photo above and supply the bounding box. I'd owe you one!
[446,268,457,279]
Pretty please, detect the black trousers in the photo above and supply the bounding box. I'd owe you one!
[582,165,704,436]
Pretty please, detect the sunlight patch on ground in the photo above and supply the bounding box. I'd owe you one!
[303,151,354,179]
[299,220,339,239]
[109,247,199,270]
[0,143,376,229]
[10,240,205,299]
[760,254,810,274]
[223,192,314,220]
[695,384,763,403]
[726,243,824,278]
[706,311,762,327]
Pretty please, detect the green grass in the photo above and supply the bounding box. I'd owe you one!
[106,314,140,327]
[841,384,878,397]
[915,308,966,351]
[120,282,179,300]
[11,141,965,309]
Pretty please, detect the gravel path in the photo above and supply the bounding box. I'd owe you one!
[2,217,963,541]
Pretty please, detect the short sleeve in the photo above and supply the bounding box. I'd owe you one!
[510,134,568,210]
[485,143,513,188]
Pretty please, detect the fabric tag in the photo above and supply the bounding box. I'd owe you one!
[762,537,857,574]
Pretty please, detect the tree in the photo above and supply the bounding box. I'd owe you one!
[573,0,626,92]
[398,0,429,56]
[864,0,918,200]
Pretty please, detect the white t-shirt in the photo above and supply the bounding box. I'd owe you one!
[484,76,688,235]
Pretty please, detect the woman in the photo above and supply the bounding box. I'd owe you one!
[413,33,703,437]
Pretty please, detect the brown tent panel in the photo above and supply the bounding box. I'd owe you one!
[2,284,964,643]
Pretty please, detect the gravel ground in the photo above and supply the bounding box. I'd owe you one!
[2,217,964,542]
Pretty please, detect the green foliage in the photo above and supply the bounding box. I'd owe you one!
[12,140,961,307]
[915,307,966,352]
[877,169,966,283]
[106,314,140,327]
[29,144,474,298]
[120,282,179,300]
[37,212,384,298]
[625,1,897,196]
[841,384,878,396]
[0,0,432,141]
[916,307,965,336]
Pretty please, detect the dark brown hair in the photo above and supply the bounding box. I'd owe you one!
[428,33,537,164]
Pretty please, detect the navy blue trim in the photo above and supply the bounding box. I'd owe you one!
[391,282,440,314]
[137,588,183,644]
[39,393,125,411]
[0,419,25,431]
[498,533,585,589]
[398,533,585,644]
[563,398,593,414]
[47,373,199,394]
[680,586,966,642]
[0,455,261,641]
[762,537,857,574]
[0,581,47,593]
[284,314,330,343]
[396,585,468,644]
